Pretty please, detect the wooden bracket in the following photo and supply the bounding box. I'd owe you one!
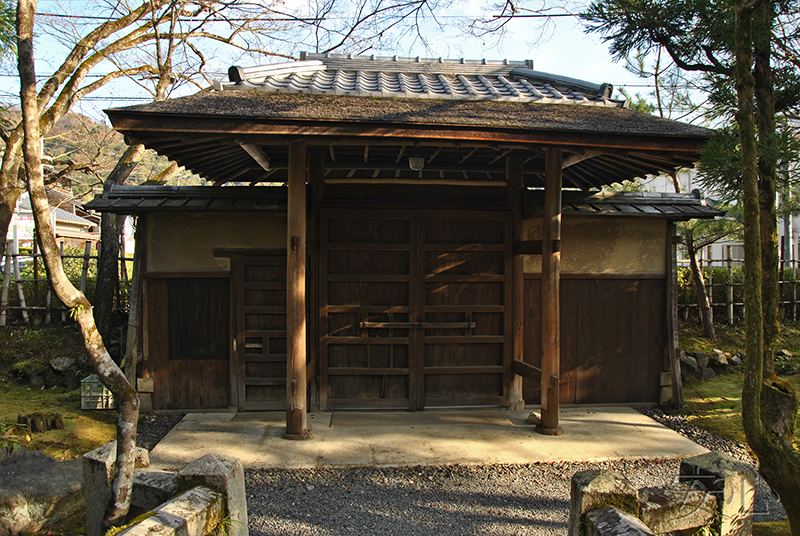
[513,240,542,256]
[511,360,541,381]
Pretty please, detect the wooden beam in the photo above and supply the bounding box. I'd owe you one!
[507,154,525,410]
[239,143,272,171]
[537,147,564,436]
[561,149,604,169]
[511,359,541,381]
[285,140,311,440]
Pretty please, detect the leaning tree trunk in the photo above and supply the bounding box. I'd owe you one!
[685,229,717,341]
[94,143,145,347]
[734,2,800,533]
[17,0,139,529]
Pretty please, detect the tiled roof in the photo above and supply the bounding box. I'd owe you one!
[524,190,723,220]
[85,185,721,221]
[212,53,624,107]
[18,195,95,226]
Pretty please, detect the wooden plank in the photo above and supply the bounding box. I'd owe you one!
[631,279,652,402]
[574,278,595,404]
[410,211,424,410]
[425,366,504,375]
[538,148,563,434]
[595,279,616,404]
[560,280,578,405]
[145,278,169,409]
[611,280,636,402]
[285,139,310,439]
[327,367,410,376]
[508,153,525,409]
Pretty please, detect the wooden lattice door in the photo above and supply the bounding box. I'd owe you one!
[232,254,288,411]
[320,209,511,410]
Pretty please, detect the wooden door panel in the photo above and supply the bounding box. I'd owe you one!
[421,211,510,408]
[321,210,415,410]
[145,276,230,411]
[320,209,510,410]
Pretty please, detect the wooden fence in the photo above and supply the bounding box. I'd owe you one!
[677,243,800,325]
[1,240,132,326]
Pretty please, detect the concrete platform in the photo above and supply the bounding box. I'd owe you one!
[147,406,708,471]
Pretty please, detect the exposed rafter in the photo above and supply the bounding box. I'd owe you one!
[239,142,272,171]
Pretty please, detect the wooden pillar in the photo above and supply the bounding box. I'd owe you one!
[667,222,683,408]
[506,154,525,410]
[537,148,563,435]
[285,140,311,440]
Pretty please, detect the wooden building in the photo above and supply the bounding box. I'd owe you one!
[87,54,721,437]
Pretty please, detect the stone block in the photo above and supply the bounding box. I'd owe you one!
[679,452,756,536]
[585,507,655,536]
[659,386,673,405]
[659,371,673,387]
[137,378,154,393]
[568,470,640,536]
[139,393,153,414]
[639,482,716,534]
[177,454,248,536]
[119,486,224,536]
[131,469,178,512]
[82,441,150,536]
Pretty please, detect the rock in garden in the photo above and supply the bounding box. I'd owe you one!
[0,449,83,536]
[692,353,711,370]
[680,353,698,381]
[49,357,74,372]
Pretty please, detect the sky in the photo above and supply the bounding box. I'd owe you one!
[0,1,658,124]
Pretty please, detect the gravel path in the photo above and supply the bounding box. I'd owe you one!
[137,409,787,535]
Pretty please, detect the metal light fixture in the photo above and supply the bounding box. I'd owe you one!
[408,156,425,171]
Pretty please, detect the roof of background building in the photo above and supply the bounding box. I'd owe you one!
[211,53,624,107]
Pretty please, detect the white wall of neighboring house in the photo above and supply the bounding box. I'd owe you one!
[5,192,99,253]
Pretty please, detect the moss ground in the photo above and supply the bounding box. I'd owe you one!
[0,326,117,460]
[678,321,800,447]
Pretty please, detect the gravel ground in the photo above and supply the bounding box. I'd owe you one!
[136,409,787,535]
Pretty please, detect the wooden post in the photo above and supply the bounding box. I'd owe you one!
[1,247,11,326]
[80,241,91,293]
[536,148,563,436]
[285,140,311,440]
[11,227,29,324]
[506,154,525,410]
[727,245,734,325]
[667,222,683,407]
[33,239,39,309]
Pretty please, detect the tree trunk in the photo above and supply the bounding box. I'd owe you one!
[734,2,800,534]
[685,229,717,341]
[17,1,139,529]
[754,1,780,378]
[94,144,145,346]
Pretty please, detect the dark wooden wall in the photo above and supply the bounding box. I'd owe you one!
[523,276,666,405]
[143,275,231,410]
